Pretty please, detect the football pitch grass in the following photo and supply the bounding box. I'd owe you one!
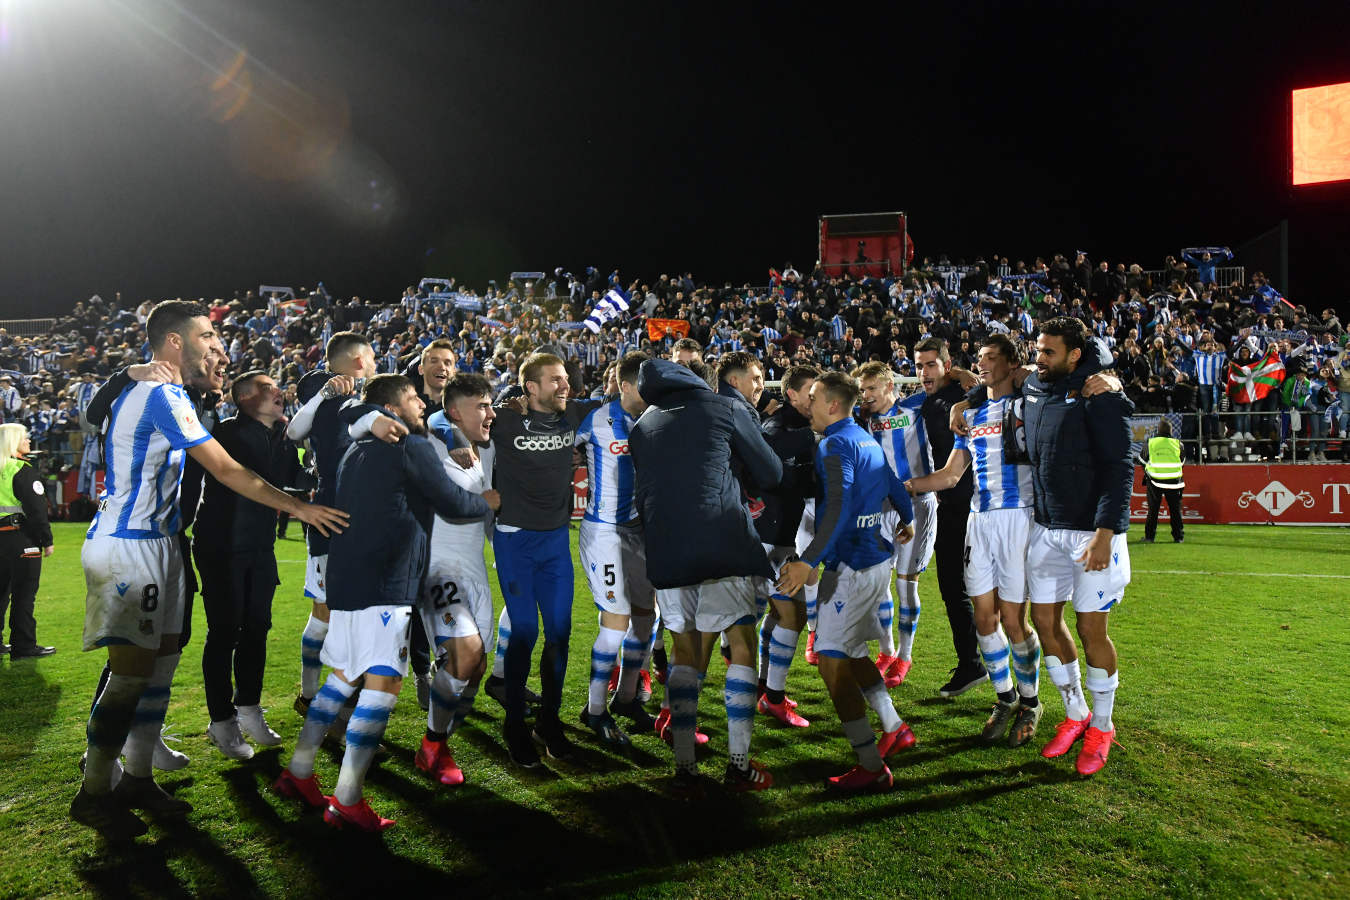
[1,523,1346,899]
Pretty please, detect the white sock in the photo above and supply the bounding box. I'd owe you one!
[1011,634,1042,702]
[289,673,356,779]
[667,665,700,773]
[300,615,328,699]
[877,585,897,656]
[765,625,800,692]
[616,613,654,703]
[1085,666,1118,731]
[123,653,179,778]
[588,626,625,715]
[724,663,756,770]
[976,630,1015,698]
[843,716,884,772]
[334,689,397,806]
[862,680,903,732]
[804,582,818,631]
[895,579,920,660]
[84,673,147,794]
[428,668,467,735]
[491,607,511,680]
[1046,655,1090,720]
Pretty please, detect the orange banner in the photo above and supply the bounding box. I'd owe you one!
[646,318,690,341]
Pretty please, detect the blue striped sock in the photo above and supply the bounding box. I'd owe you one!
[123,653,178,777]
[1010,634,1042,701]
[724,664,757,769]
[289,673,356,779]
[588,626,624,715]
[977,630,1014,697]
[300,615,328,699]
[84,673,147,794]
[667,665,700,773]
[895,580,920,660]
[765,625,799,692]
[335,689,397,806]
[492,607,511,680]
[428,668,466,735]
[877,588,896,656]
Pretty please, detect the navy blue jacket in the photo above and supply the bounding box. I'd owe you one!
[1021,339,1135,533]
[630,360,783,589]
[325,422,489,611]
[296,369,354,557]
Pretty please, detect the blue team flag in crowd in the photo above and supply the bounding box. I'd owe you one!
[583,288,631,334]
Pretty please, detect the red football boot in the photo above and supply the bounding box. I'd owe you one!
[1041,714,1091,759]
[655,707,709,745]
[804,631,819,666]
[273,768,326,809]
[1075,726,1117,775]
[757,694,809,728]
[827,763,893,793]
[878,722,917,757]
[415,736,465,786]
[323,796,395,832]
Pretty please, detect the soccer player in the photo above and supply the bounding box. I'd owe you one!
[629,358,783,794]
[752,364,818,727]
[274,375,487,830]
[285,332,379,716]
[490,352,603,766]
[73,301,347,839]
[906,336,1044,747]
[573,351,656,745]
[1021,317,1133,775]
[414,374,502,787]
[854,361,937,688]
[777,372,916,793]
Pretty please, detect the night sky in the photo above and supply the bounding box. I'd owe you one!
[1,0,1348,318]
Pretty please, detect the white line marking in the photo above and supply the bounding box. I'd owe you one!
[1134,568,1350,580]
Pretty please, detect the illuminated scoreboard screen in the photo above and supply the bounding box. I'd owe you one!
[1292,81,1350,186]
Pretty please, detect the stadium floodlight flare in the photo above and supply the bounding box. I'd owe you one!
[1292,81,1350,186]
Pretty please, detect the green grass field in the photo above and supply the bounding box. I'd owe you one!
[2,523,1347,899]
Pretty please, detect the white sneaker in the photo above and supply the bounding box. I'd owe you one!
[154,726,190,771]
[236,705,282,746]
[207,717,255,760]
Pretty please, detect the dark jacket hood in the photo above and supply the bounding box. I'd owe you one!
[1028,336,1112,393]
[637,358,711,405]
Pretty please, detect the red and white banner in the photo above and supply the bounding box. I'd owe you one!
[572,466,587,520]
[1131,464,1350,525]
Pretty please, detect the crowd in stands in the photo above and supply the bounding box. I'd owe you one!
[6,246,1348,497]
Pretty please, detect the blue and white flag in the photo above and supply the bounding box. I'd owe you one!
[583,288,631,334]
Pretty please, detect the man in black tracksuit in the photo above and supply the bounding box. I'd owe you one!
[915,338,987,697]
[196,371,301,759]
[1021,318,1133,777]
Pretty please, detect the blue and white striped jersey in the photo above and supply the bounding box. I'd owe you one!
[953,396,1032,513]
[867,393,934,485]
[87,382,211,540]
[1193,350,1227,385]
[575,398,637,525]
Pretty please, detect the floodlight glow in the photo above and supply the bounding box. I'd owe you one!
[1292,81,1350,186]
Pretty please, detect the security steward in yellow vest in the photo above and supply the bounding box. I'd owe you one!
[0,428,55,657]
[1138,419,1184,544]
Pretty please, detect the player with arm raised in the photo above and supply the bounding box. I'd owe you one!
[907,335,1044,748]
[285,332,379,716]
[72,301,347,839]
[777,372,916,792]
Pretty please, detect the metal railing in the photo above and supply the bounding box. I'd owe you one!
[1138,265,1246,290]
[1132,409,1344,464]
[0,317,59,337]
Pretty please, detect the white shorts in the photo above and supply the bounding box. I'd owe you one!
[578,520,653,616]
[814,561,890,659]
[321,605,414,679]
[1026,524,1132,613]
[82,535,185,652]
[964,506,1033,602]
[887,492,938,577]
[418,562,494,654]
[304,554,328,603]
[657,576,757,635]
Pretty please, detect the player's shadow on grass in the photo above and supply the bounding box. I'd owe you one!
[0,658,62,761]
[74,814,264,899]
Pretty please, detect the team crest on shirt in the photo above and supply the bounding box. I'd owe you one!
[443,613,452,625]
[399,646,408,660]
[606,591,615,601]
[139,619,154,635]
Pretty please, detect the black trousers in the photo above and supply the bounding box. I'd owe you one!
[1145,482,1184,541]
[198,549,279,723]
[933,501,981,671]
[0,534,41,651]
